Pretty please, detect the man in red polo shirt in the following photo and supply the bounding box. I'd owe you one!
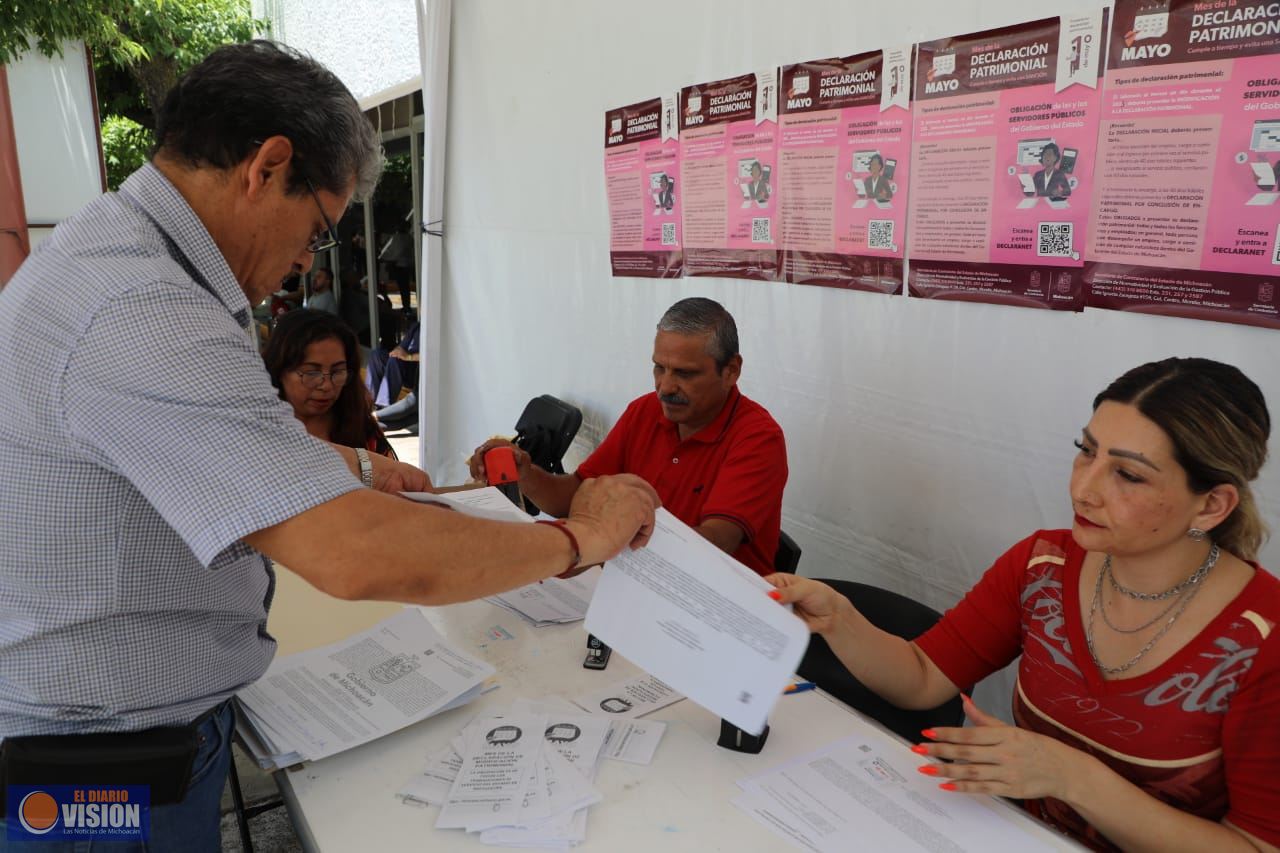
[470,297,787,575]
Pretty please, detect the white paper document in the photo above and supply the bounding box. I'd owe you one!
[419,702,613,848]
[437,713,548,830]
[602,720,667,765]
[569,673,682,719]
[733,735,1060,853]
[487,567,602,626]
[398,744,464,807]
[585,509,809,734]
[405,487,604,627]
[236,609,494,769]
[402,486,531,523]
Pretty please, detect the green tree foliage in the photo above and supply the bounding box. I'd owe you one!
[0,1,265,123]
[100,114,153,190]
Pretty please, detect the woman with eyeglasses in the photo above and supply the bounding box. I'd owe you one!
[264,309,396,458]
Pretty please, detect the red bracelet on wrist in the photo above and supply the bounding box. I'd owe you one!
[535,520,581,575]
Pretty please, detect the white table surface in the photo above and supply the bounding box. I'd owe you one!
[270,592,1084,853]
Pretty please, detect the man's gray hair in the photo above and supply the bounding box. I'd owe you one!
[154,40,382,200]
[656,297,739,370]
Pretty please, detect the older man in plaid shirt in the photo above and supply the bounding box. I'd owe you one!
[0,41,656,850]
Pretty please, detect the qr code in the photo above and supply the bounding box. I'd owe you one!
[1038,222,1073,257]
[751,217,772,244]
[868,219,894,250]
[661,222,676,246]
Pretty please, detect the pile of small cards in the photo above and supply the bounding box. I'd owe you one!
[399,697,667,849]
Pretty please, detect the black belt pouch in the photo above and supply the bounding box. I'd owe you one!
[0,724,198,818]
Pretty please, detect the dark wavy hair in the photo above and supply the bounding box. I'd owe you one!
[263,310,394,457]
[1094,357,1270,559]
[154,40,381,200]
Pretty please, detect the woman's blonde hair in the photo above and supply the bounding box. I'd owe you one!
[1095,358,1270,560]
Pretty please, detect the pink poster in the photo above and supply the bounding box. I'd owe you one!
[908,13,1108,310]
[605,96,682,278]
[778,47,913,294]
[1084,0,1280,330]
[679,72,781,280]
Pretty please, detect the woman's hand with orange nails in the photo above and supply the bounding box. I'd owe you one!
[916,694,1091,801]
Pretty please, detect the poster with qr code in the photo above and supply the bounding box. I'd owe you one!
[605,96,683,278]
[1083,0,1280,330]
[906,12,1107,310]
[679,71,782,281]
[777,47,911,294]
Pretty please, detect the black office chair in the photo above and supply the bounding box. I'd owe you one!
[797,579,965,743]
[512,395,583,514]
[773,530,801,574]
[513,395,582,474]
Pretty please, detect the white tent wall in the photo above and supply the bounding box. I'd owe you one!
[255,0,421,109]
[6,41,103,250]
[433,0,1279,716]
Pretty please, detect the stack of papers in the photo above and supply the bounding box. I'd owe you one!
[398,698,656,848]
[405,487,604,626]
[733,735,1059,852]
[236,609,495,770]
[486,568,602,626]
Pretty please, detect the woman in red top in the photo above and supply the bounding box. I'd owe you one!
[769,358,1278,852]
[264,309,396,458]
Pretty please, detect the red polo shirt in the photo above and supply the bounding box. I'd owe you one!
[575,386,787,575]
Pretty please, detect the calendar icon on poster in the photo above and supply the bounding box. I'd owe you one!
[1133,13,1168,40]
[1131,2,1170,41]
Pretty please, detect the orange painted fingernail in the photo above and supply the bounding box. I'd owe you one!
[767,590,782,600]
[939,782,957,791]
[916,764,939,776]
[921,729,938,739]
[910,744,929,755]
[960,693,972,703]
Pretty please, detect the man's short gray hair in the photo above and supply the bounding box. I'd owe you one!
[656,297,739,370]
[154,40,382,200]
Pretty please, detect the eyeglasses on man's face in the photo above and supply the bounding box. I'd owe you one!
[294,366,350,389]
[248,139,340,254]
[305,178,339,254]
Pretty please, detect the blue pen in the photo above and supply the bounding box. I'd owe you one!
[784,681,817,694]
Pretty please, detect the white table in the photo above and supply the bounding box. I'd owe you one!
[271,595,1083,852]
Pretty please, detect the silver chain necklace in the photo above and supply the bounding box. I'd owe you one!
[1086,544,1220,676]
[1105,544,1217,601]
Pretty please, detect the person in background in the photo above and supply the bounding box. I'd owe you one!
[305,267,338,314]
[264,309,394,457]
[366,316,421,408]
[472,297,787,576]
[768,358,1280,852]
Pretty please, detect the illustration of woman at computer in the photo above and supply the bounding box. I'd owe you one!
[655,174,675,213]
[748,161,771,206]
[1033,143,1072,199]
[863,154,894,203]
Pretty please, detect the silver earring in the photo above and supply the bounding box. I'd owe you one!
[1187,528,1208,541]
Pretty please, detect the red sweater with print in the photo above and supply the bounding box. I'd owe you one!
[915,530,1280,851]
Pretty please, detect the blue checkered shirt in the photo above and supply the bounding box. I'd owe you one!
[0,163,361,738]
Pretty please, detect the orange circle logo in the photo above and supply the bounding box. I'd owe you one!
[18,790,59,834]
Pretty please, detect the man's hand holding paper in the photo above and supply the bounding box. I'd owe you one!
[585,508,809,735]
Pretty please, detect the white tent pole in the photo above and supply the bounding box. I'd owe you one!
[414,0,452,476]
